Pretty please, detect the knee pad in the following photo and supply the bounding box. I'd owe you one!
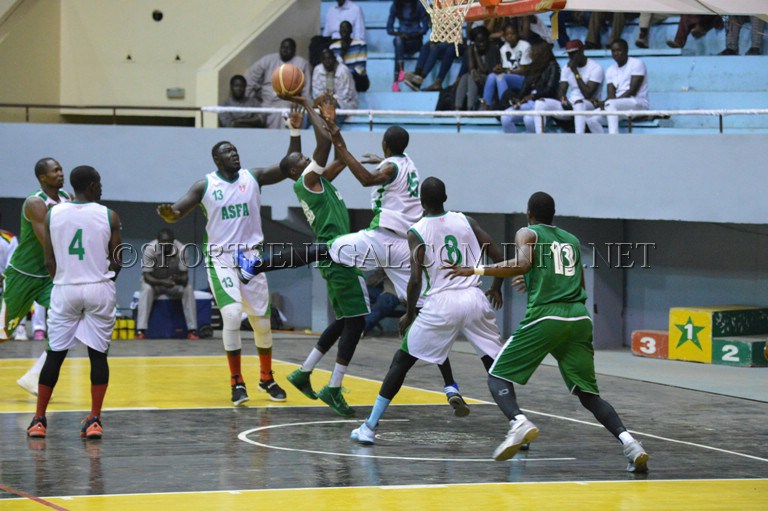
[249,316,272,349]
[220,304,243,351]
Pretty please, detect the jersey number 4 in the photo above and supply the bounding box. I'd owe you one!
[68,228,85,260]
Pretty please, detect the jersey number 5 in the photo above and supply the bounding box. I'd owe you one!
[68,228,85,260]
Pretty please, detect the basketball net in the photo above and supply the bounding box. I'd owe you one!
[419,0,473,55]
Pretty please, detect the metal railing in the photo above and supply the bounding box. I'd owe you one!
[3,102,767,134]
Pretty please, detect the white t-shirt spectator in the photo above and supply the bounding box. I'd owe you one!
[323,0,366,40]
[605,56,649,107]
[500,39,532,71]
[561,58,604,102]
[312,63,359,110]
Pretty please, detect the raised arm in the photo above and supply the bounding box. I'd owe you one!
[327,121,395,187]
[253,104,304,187]
[466,215,505,309]
[399,230,425,336]
[108,209,122,279]
[157,180,205,224]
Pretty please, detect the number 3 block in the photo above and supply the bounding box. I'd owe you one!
[712,336,768,367]
[631,330,669,359]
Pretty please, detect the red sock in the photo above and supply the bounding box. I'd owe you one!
[257,347,272,381]
[226,351,243,385]
[90,384,108,418]
[36,385,53,418]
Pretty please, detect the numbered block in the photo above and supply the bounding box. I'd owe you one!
[668,306,768,364]
[631,330,669,359]
[712,336,768,367]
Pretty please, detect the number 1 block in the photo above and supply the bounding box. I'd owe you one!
[631,330,669,359]
[712,336,768,367]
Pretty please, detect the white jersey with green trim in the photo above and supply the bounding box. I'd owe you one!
[370,154,422,235]
[408,211,482,296]
[49,202,113,285]
[200,169,263,254]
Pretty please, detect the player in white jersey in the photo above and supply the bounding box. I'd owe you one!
[26,165,122,440]
[158,121,303,406]
[350,177,507,445]
[238,125,474,414]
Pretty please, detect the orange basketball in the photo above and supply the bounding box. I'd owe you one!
[271,63,305,96]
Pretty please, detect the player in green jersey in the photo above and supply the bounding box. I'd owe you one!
[1,158,73,396]
[445,191,649,473]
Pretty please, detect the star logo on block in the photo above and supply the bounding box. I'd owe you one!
[675,316,705,350]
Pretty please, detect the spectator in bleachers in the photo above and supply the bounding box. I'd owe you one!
[551,11,590,49]
[387,0,429,92]
[403,41,461,91]
[485,16,511,44]
[501,42,560,133]
[635,13,671,49]
[522,40,603,134]
[312,48,359,118]
[218,75,266,128]
[517,15,554,46]
[245,38,312,129]
[324,0,366,41]
[720,16,764,55]
[585,12,636,50]
[455,26,499,110]
[666,15,723,49]
[330,20,370,92]
[481,24,530,109]
[603,39,649,135]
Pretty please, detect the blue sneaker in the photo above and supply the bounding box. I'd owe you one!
[234,249,261,283]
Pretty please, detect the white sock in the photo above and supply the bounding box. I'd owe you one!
[513,413,527,423]
[29,352,47,374]
[301,348,324,372]
[444,384,459,395]
[328,363,348,387]
[619,431,635,445]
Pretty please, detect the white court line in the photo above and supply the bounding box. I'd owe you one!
[237,418,575,463]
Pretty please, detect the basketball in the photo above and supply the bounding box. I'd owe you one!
[272,63,304,96]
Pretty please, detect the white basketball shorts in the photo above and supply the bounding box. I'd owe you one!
[47,280,116,353]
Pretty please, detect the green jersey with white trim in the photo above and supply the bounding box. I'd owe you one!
[8,189,72,278]
[524,224,587,308]
[293,176,350,244]
[370,154,422,235]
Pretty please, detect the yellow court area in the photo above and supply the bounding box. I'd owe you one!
[0,356,484,413]
[1,479,766,511]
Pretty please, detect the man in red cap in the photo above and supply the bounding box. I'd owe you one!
[527,39,604,134]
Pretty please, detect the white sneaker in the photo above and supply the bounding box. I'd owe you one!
[14,326,28,341]
[17,371,39,395]
[350,422,376,445]
[623,440,649,473]
[493,417,540,461]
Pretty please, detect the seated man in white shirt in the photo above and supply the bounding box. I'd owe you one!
[529,39,604,134]
[323,0,366,41]
[136,229,198,340]
[312,49,359,124]
[603,39,649,135]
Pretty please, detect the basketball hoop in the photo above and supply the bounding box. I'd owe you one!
[420,1,568,55]
[419,0,473,56]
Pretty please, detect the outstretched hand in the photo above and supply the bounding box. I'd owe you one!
[157,204,181,223]
[318,94,337,124]
[441,259,475,279]
[284,103,304,130]
[361,153,383,164]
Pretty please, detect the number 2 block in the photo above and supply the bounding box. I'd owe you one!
[712,336,768,367]
[631,330,669,359]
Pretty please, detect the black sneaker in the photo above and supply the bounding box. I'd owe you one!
[258,376,287,402]
[447,392,470,417]
[231,382,250,406]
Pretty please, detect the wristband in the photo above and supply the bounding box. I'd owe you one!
[474,266,486,276]
[575,74,581,80]
[301,159,326,176]
[290,128,301,137]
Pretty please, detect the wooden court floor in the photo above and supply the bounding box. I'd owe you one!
[1,334,766,510]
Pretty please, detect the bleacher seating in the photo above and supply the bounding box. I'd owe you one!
[320,1,768,134]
